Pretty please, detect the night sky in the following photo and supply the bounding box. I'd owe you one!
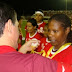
[0,0,72,16]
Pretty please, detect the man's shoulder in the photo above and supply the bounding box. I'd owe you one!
[0,52,58,72]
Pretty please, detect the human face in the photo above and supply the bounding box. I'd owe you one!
[48,20,67,49]
[35,13,43,23]
[43,26,48,37]
[27,22,36,33]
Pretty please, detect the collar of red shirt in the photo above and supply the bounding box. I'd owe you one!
[0,45,16,54]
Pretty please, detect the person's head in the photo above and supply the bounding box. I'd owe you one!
[47,14,72,48]
[34,9,44,23]
[43,23,48,37]
[27,18,38,33]
[0,2,19,49]
[18,16,25,28]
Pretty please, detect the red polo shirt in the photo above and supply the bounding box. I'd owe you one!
[0,45,72,72]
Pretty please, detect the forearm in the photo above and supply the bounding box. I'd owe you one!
[18,44,28,54]
[18,39,40,54]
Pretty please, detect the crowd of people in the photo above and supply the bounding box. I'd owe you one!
[0,2,72,72]
[18,7,72,71]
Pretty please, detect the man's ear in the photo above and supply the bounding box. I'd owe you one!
[65,27,70,35]
[5,19,13,33]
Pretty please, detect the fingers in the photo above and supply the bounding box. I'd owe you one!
[18,39,40,54]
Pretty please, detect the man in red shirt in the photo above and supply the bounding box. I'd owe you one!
[0,2,71,72]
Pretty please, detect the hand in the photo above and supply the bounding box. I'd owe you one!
[18,39,40,54]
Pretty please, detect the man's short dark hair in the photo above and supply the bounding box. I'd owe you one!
[0,2,16,36]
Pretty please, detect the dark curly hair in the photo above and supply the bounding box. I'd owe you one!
[27,18,38,29]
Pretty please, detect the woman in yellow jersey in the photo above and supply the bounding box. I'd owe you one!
[42,14,72,65]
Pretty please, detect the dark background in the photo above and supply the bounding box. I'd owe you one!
[0,0,72,16]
